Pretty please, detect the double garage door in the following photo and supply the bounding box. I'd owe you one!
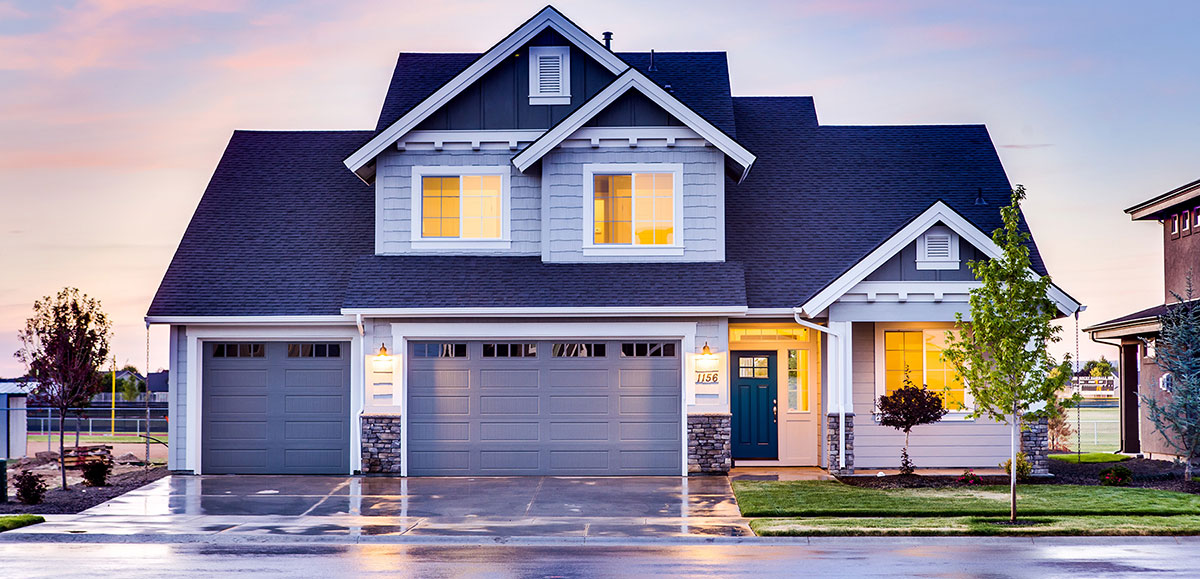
[407,340,683,476]
[202,341,350,474]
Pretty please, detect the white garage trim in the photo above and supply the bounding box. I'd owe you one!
[184,325,363,475]
[390,321,698,476]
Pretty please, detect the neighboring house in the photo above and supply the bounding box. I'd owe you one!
[1086,178,1200,459]
[147,6,1079,476]
[0,380,29,460]
[1070,368,1118,400]
[90,370,169,405]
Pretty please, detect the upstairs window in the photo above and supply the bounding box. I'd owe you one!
[1184,210,1192,234]
[529,46,570,105]
[916,225,960,270]
[1171,214,1180,236]
[411,167,509,247]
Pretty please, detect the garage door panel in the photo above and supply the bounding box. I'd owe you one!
[480,421,540,441]
[480,369,539,388]
[550,421,608,441]
[202,341,349,475]
[410,369,469,389]
[547,369,608,388]
[410,395,470,415]
[480,395,539,414]
[409,421,470,441]
[407,339,681,476]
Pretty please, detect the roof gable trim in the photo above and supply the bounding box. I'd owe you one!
[798,201,1080,317]
[511,69,756,182]
[344,6,628,182]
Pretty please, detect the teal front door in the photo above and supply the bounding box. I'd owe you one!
[731,352,778,459]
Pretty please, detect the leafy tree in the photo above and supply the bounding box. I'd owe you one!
[942,186,1072,522]
[1082,357,1116,378]
[1141,275,1200,478]
[877,369,947,474]
[117,375,145,403]
[14,288,111,490]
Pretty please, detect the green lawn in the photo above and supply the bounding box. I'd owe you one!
[28,434,168,444]
[750,515,1200,537]
[0,515,44,533]
[1048,452,1130,464]
[732,480,1200,517]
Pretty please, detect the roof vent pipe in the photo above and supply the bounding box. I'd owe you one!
[602,31,613,49]
[649,49,657,71]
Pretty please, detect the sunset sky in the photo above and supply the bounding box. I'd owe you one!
[1,0,1197,377]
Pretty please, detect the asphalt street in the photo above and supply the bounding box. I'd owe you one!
[0,538,1195,578]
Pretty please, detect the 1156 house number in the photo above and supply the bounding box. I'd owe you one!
[695,372,720,384]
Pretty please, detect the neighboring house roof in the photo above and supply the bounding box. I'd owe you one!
[1085,303,1170,338]
[0,381,29,396]
[725,96,1049,310]
[342,256,747,311]
[1126,178,1200,221]
[148,131,375,317]
[147,371,168,393]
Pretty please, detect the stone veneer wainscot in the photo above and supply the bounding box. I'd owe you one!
[687,413,731,474]
[827,413,855,475]
[361,415,402,474]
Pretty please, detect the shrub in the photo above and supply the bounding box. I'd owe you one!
[81,460,111,487]
[877,370,948,474]
[1000,452,1033,481]
[957,469,984,486]
[14,471,48,505]
[1099,465,1133,487]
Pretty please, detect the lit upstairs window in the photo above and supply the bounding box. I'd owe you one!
[529,46,570,105]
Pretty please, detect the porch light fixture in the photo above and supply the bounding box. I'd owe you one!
[377,343,389,357]
[695,341,720,381]
[372,343,393,374]
[701,342,713,356]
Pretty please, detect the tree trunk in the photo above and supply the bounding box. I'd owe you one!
[1010,402,1018,523]
[58,411,67,490]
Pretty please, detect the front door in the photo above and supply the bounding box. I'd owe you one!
[731,351,778,459]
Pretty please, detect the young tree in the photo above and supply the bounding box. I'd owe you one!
[877,369,948,474]
[14,288,111,490]
[1083,356,1116,378]
[942,186,1072,522]
[1141,276,1200,478]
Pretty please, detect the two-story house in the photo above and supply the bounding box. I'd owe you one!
[1086,178,1200,460]
[147,6,1079,476]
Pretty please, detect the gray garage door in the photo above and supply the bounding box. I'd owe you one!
[407,340,682,476]
[202,341,350,474]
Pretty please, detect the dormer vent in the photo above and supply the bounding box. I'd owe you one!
[529,46,571,105]
[916,224,960,270]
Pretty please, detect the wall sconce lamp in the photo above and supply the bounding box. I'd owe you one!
[372,343,393,373]
[377,343,389,358]
[695,341,720,379]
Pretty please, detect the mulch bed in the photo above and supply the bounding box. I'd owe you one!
[0,467,168,515]
[837,456,1200,493]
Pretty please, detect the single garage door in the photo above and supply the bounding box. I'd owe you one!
[407,340,682,476]
[202,341,350,474]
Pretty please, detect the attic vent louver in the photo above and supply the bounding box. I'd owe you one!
[916,224,960,270]
[529,46,570,105]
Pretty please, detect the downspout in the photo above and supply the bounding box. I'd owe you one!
[793,312,847,471]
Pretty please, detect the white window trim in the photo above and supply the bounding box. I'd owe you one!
[409,166,512,249]
[581,163,685,257]
[529,46,570,105]
[915,225,960,270]
[873,322,975,420]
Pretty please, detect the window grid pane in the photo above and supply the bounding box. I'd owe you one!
[593,172,672,246]
[787,349,809,411]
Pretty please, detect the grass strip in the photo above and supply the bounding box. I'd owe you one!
[750,515,1200,536]
[732,480,1200,517]
[0,515,45,533]
[1048,452,1131,464]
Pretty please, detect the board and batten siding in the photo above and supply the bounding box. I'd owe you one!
[863,237,984,282]
[850,322,1012,469]
[168,325,187,471]
[375,150,541,255]
[542,146,725,263]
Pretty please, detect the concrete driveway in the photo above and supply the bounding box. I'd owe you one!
[7,475,749,540]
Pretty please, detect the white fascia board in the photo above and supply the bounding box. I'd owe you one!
[145,315,355,325]
[343,7,627,181]
[797,201,1081,318]
[511,70,756,181]
[344,306,748,318]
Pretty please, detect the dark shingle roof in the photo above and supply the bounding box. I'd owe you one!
[148,131,375,316]
[726,96,1047,309]
[374,51,737,135]
[343,256,745,309]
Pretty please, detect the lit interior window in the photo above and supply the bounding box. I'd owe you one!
[422,175,501,239]
[883,329,967,411]
[787,349,809,411]
[593,173,673,245]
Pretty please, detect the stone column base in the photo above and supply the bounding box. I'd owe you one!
[826,413,855,476]
[361,414,402,474]
[688,413,731,474]
[1021,416,1050,476]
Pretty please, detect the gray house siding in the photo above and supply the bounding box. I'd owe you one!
[850,322,1011,468]
[375,150,541,255]
[413,29,615,132]
[168,325,187,471]
[542,146,725,263]
[584,92,686,128]
[864,237,984,282]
